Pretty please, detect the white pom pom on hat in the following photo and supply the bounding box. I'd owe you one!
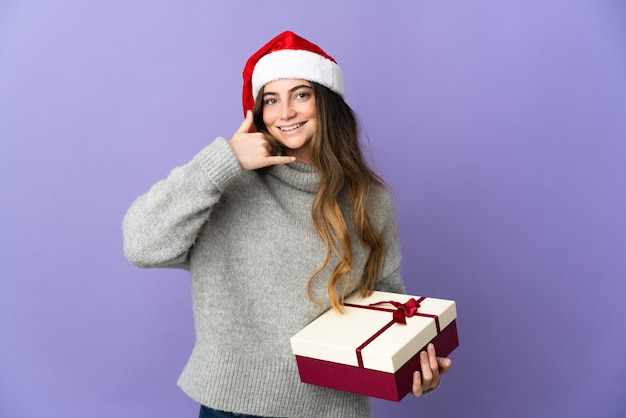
[242,31,344,115]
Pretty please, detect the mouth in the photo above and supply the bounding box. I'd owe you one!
[279,122,306,132]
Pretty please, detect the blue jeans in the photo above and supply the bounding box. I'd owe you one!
[199,405,271,418]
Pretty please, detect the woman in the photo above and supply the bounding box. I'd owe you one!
[123,31,451,418]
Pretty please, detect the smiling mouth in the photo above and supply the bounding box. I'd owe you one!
[279,122,305,132]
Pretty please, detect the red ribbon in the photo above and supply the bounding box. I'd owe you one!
[367,299,420,324]
[343,297,440,368]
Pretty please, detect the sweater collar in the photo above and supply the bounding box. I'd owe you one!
[268,161,320,193]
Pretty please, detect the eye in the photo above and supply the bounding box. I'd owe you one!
[264,98,278,105]
[294,92,310,101]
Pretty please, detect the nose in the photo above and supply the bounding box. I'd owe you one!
[280,101,296,120]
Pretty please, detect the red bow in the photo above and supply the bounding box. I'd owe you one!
[369,298,420,324]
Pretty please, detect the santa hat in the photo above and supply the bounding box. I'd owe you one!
[242,31,344,115]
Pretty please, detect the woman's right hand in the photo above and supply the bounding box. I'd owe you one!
[229,110,296,170]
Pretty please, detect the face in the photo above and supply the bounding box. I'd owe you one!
[261,79,317,164]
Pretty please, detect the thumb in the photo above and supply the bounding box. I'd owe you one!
[437,357,452,374]
[235,110,254,134]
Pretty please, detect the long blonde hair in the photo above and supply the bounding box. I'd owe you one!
[253,82,386,312]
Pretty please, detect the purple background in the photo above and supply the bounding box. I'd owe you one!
[2,1,625,417]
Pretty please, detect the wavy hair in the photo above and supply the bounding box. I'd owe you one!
[252,82,386,312]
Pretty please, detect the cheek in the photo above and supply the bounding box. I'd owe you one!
[307,109,318,131]
[305,104,317,122]
[262,107,274,127]
[309,121,318,137]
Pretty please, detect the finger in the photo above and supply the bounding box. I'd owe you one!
[426,344,442,387]
[412,371,423,396]
[427,342,453,375]
[419,350,434,387]
[437,357,452,375]
[427,343,439,373]
[235,110,254,134]
[262,155,296,167]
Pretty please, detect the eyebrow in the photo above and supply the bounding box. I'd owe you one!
[262,84,313,97]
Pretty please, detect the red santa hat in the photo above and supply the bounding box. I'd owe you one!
[242,31,344,115]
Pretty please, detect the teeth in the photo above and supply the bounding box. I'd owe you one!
[280,123,303,131]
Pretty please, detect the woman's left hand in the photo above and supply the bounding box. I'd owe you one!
[412,343,452,396]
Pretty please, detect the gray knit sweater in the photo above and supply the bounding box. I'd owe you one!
[123,138,405,418]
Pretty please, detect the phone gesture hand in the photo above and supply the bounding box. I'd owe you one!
[229,111,295,170]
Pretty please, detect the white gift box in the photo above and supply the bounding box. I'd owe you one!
[290,291,459,401]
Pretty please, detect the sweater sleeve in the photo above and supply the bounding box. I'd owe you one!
[122,138,242,269]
